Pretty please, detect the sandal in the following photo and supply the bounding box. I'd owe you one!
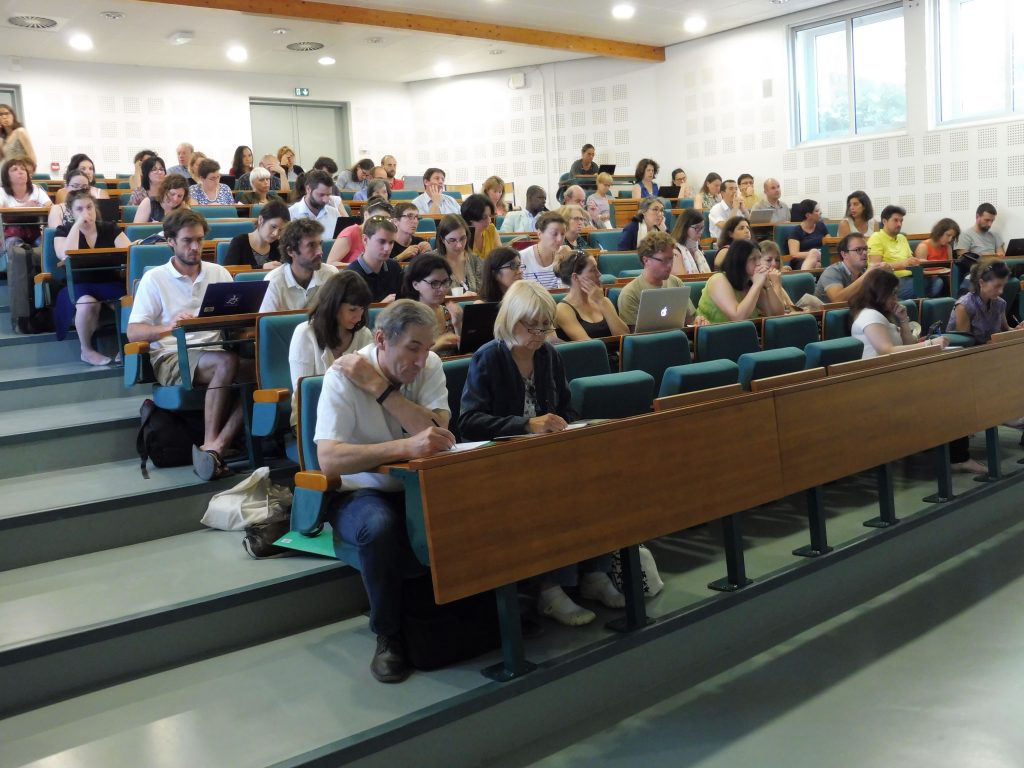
[192,445,234,481]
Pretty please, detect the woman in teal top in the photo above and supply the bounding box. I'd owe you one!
[697,239,784,323]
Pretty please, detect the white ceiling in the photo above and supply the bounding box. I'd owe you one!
[0,0,838,82]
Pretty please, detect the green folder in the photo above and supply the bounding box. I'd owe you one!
[274,529,340,559]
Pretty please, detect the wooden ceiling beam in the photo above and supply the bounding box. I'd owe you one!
[135,0,666,62]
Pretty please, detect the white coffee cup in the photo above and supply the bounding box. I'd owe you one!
[451,286,465,297]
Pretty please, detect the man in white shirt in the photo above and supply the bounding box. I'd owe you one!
[708,179,749,240]
[289,169,341,235]
[499,186,548,233]
[411,167,462,215]
[127,210,250,479]
[315,300,455,682]
[259,218,339,313]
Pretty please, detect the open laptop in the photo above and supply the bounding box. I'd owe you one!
[197,280,269,317]
[458,301,501,355]
[1005,238,1024,257]
[633,285,691,333]
[333,216,362,238]
[749,207,786,225]
[402,176,425,191]
[219,174,237,190]
[598,164,616,175]
[97,198,121,223]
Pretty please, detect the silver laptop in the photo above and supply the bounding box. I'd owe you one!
[633,285,691,332]
[749,207,787,225]
[402,176,425,191]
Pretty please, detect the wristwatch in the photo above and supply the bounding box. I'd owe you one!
[376,382,399,405]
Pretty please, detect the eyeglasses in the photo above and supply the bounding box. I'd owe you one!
[522,324,556,335]
[845,247,868,255]
[443,236,467,246]
[498,261,523,271]
[688,224,703,231]
[421,278,453,290]
[569,216,587,223]
[645,254,673,265]
[648,208,665,215]
[400,213,419,221]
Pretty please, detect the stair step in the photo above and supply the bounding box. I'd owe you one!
[0,362,129,411]
[0,397,144,479]
[0,531,361,717]
[0,327,87,368]
[0,459,281,571]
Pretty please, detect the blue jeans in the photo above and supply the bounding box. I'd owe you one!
[328,489,422,637]
[898,275,943,299]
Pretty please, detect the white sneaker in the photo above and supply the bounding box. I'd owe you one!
[579,572,627,609]
[538,586,596,626]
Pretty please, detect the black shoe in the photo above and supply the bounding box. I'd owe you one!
[371,634,410,683]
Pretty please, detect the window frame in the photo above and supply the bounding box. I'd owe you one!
[789,2,908,146]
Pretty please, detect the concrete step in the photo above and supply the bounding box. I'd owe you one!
[0,397,145,480]
[0,325,87,368]
[0,459,284,571]
[0,362,130,412]
[0,530,362,718]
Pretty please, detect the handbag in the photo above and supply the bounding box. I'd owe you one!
[201,466,293,531]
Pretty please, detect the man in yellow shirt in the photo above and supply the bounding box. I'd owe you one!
[867,205,920,299]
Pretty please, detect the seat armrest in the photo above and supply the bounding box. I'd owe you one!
[124,341,150,356]
[253,388,290,404]
[34,272,53,285]
[295,471,339,492]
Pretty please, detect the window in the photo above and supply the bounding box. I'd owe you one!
[791,4,907,143]
[937,0,1023,123]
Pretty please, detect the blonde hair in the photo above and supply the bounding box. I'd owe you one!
[277,146,295,162]
[557,204,586,226]
[596,172,613,186]
[494,281,556,345]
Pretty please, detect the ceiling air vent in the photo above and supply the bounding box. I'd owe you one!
[286,41,324,51]
[8,15,59,29]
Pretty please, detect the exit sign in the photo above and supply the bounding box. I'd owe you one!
[294,88,309,97]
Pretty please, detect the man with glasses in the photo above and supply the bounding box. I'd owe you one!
[260,218,338,313]
[389,202,432,262]
[347,216,402,303]
[617,232,703,328]
[814,232,887,302]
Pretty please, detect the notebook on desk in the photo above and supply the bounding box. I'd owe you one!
[197,280,268,317]
[633,285,691,333]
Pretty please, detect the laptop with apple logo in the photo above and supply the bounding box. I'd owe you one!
[633,285,692,332]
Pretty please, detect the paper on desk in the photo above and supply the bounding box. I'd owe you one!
[444,441,493,452]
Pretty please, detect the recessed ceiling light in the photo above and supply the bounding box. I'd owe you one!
[226,44,248,62]
[684,15,707,33]
[168,30,193,45]
[272,27,289,35]
[286,41,324,51]
[7,15,58,29]
[100,11,124,21]
[434,61,453,77]
[611,4,635,20]
[69,33,94,51]
[318,56,335,66]
[365,36,384,45]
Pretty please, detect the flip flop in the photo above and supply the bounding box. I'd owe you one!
[192,446,233,481]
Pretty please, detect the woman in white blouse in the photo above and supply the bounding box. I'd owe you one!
[851,268,946,358]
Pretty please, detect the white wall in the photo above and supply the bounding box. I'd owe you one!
[3,56,413,178]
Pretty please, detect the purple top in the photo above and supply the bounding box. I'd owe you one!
[949,292,1005,343]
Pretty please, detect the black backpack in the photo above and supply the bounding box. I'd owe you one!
[136,399,205,478]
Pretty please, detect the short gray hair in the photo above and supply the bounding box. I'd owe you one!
[249,166,271,182]
[375,299,437,342]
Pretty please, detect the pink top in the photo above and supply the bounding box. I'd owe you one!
[338,224,364,264]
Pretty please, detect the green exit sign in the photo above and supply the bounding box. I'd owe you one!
[294,88,309,97]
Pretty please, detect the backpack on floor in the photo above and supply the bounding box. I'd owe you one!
[136,399,205,478]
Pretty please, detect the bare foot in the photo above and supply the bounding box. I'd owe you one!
[81,349,113,366]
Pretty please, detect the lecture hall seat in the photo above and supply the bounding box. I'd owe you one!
[659,359,740,397]
[736,347,806,390]
[780,272,816,304]
[588,230,624,251]
[597,252,642,277]
[554,339,611,381]
[696,320,760,363]
[251,312,306,462]
[621,330,691,392]
[443,357,472,441]
[569,370,656,420]
[803,337,864,369]
[763,313,820,351]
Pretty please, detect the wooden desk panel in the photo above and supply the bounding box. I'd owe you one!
[968,336,1024,426]
[414,395,784,602]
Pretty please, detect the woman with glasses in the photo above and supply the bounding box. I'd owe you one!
[617,198,666,251]
[55,155,109,203]
[557,204,590,250]
[669,210,710,274]
[432,214,482,294]
[0,104,35,164]
[128,155,167,207]
[327,197,393,266]
[399,253,462,354]
[461,193,502,260]
[459,280,625,626]
[476,247,524,303]
[389,202,432,262]
[133,173,190,223]
[188,159,234,205]
[554,250,629,341]
[48,169,91,228]
[697,240,785,323]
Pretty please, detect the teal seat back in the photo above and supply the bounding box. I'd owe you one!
[216,241,231,264]
[899,299,919,323]
[1002,277,1020,322]
[391,190,418,200]
[824,308,852,339]
[447,191,463,201]
[234,271,266,282]
[126,224,162,241]
[123,205,139,222]
[763,313,819,350]
[208,220,254,240]
[367,306,383,329]
[193,205,238,219]
[686,279,707,309]
[702,211,711,239]
[119,192,132,204]
[42,227,59,274]
[443,357,473,440]
[621,330,691,391]
[607,288,623,310]
[555,339,611,381]
[588,230,624,250]
[570,370,655,420]
[825,221,839,236]
[127,244,172,294]
[416,217,437,233]
[697,320,760,363]
[774,224,796,254]
[494,216,504,230]
[598,252,642,276]
[677,198,694,209]
[250,204,264,219]
[339,190,355,200]
[297,375,324,471]
[737,347,805,390]
[659,359,739,397]
[804,337,864,369]
[322,238,335,256]
[117,181,131,189]
[257,313,305,391]
[921,297,955,332]
[780,273,816,304]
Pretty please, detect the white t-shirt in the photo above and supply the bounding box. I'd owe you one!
[0,187,51,207]
[519,245,566,290]
[852,308,900,359]
[313,343,449,492]
[128,258,234,361]
[288,198,339,235]
[288,320,373,427]
[259,262,339,314]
